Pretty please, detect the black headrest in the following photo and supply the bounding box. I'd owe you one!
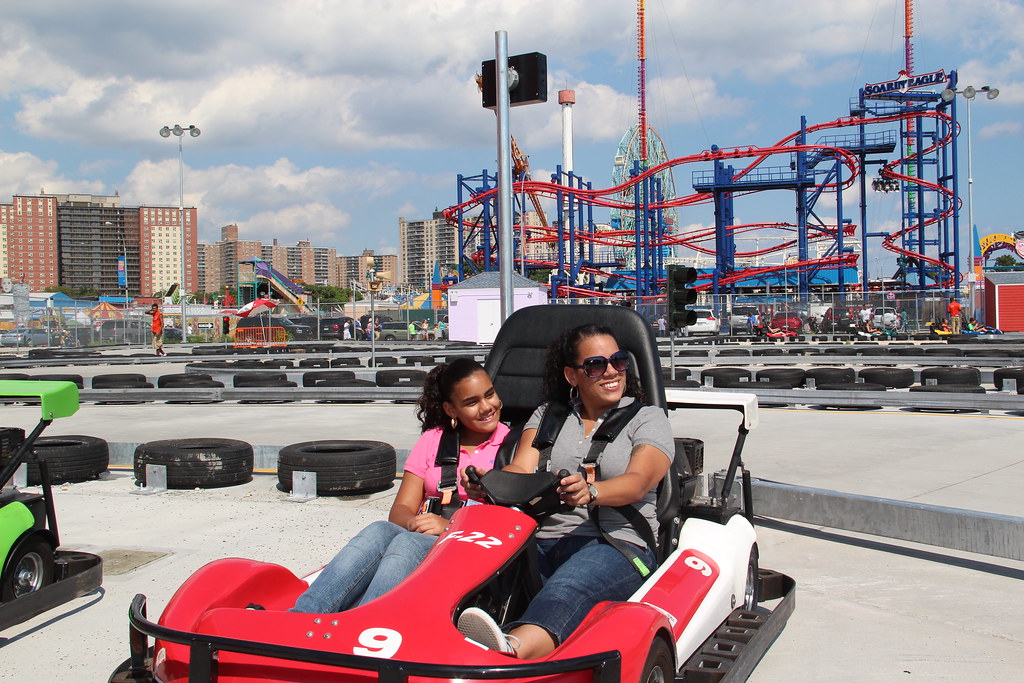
[485,305,665,425]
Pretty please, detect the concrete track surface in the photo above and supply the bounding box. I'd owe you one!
[1,355,1022,681]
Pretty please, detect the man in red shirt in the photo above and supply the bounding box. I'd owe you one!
[145,303,165,356]
[947,299,963,335]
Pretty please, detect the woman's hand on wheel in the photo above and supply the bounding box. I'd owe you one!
[557,472,591,507]
[460,466,487,500]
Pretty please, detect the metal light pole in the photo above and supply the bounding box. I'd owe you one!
[159,123,201,340]
[104,220,129,344]
[940,85,999,288]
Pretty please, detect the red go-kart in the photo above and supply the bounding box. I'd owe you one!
[111,305,794,682]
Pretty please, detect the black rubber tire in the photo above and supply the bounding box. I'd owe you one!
[924,346,963,356]
[92,373,148,388]
[858,367,915,388]
[0,373,30,381]
[675,349,709,358]
[888,346,927,356]
[743,544,760,610]
[755,368,806,388]
[910,384,987,394]
[32,374,87,389]
[331,357,362,367]
[277,440,396,494]
[302,370,356,387]
[751,348,785,356]
[233,372,288,387]
[639,637,675,683]
[1,536,54,601]
[699,367,751,387]
[315,378,376,404]
[716,348,750,357]
[26,435,109,484]
[856,347,889,356]
[373,356,400,366]
[805,367,856,385]
[920,366,981,386]
[403,355,436,366]
[660,367,692,380]
[382,334,397,341]
[157,373,212,387]
[816,382,887,391]
[298,358,332,368]
[719,379,794,390]
[134,438,254,489]
[375,369,428,387]
[962,349,1011,358]
[663,378,701,388]
[993,367,1024,391]
[822,347,858,356]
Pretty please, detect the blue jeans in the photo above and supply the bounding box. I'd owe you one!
[509,535,655,645]
[291,521,437,613]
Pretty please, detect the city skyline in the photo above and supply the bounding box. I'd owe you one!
[1,1,1020,274]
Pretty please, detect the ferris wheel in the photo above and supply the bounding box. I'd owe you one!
[610,124,679,268]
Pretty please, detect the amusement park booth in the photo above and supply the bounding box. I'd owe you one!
[984,272,1024,332]
[447,271,545,344]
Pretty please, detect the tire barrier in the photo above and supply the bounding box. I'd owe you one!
[909,384,987,394]
[277,440,396,495]
[663,378,702,388]
[134,438,254,489]
[92,373,148,388]
[162,378,226,404]
[375,369,428,387]
[403,355,436,366]
[805,367,856,385]
[315,378,376,404]
[0,374,30,381]
[25,435,109,485]
[157,373,213,387]
[301,370,356,387]
[816,382,887,391]
[298,358,332,368]
[857,367,915,389]
[889,346,928,356]
[718,379,794,390]
[716,348,751,357]
[924,347,964,356]
[372,356,400,367]
[232,372,288,387]
[993,367,1024,391]
[751,348,785,356]
[330,358,362,367]
[919,367,981,386]
[699,367,751,387]
[660,367,692,380]
[754,368,806,388]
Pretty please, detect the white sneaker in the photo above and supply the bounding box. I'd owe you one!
[457,607,516,654]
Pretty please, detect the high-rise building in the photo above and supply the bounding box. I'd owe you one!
[0,192,195,295]
[399,211,456,288]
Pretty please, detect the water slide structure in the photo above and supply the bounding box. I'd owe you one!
[237,257,310,311]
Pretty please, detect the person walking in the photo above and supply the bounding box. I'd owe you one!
[656,314,667,337]
[144,302,165,356]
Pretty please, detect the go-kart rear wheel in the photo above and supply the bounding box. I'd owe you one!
[640,637,675,683]
[743,544,760,610]
[2,537,54,601]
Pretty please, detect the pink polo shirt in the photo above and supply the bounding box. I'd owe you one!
[403,423,510,499]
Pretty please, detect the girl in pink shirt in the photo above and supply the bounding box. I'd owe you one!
[293,358,507,613]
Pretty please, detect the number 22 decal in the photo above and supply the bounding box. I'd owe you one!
[437,529,503,549]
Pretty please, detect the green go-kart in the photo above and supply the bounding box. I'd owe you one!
[0,380,103,631]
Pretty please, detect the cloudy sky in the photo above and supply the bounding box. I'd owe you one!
[1,0,1021,272]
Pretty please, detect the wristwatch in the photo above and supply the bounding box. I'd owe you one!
[587,483,599,504]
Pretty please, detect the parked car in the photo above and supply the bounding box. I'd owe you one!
[680,309,720,336]
[820,307,859,334]
[378,321,434,341]
[96,320,150,344]
[0,327,52,347]
[317,316,357,340]
[235,316,314,340]
[727,305,759,334]
[769,310,803,332]
[872,307,899,330]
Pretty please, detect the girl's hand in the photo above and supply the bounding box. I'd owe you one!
[407,513,448,535]
[460,466,488,500]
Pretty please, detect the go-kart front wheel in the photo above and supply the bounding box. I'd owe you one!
[2,538,54,601]
[743,544,760,610]
[640,638,675,683]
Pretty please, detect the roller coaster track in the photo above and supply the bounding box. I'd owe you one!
[444,108,957,290]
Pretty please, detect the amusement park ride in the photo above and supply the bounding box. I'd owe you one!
[444,0,972,304]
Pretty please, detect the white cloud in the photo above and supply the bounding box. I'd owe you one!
[0,150,105,196]
[979,120,1022,141]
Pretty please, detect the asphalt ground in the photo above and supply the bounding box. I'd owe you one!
[1,350,1022,681]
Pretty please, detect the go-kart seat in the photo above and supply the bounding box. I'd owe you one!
[485,304,682,561]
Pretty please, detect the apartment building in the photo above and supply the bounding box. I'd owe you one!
[201,226,344,293]
[398,211,456,288]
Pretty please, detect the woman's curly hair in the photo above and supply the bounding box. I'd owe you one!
[415,357,487,432]
[541,324,647,407]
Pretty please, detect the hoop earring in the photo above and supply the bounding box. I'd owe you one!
[496,399,503,410]
[451,416,459,430]
[569,386,580,404]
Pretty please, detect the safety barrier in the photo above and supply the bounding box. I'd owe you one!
[233,326,287,348]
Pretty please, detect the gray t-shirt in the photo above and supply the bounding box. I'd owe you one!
[524,396,674,548]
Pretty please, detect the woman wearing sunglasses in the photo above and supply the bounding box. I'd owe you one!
[458,324,674,659]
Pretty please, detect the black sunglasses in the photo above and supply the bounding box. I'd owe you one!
[571,350,630,378]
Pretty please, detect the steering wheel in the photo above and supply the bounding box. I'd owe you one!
[465,466,573,520]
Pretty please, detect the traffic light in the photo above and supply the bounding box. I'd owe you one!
[666,265,698,329]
